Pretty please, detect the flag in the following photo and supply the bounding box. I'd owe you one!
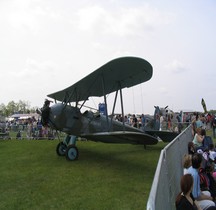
[201,98,207,113]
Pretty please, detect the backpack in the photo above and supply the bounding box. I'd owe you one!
[199,168,209,191]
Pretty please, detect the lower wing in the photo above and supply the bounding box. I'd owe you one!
[81,131,158,145]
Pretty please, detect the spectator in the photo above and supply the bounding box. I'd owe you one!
[185,113,191,127]
[159,114,164,131]
[177,114,183,133]
[202,130,213,151]
[193,128,205,150]
[186,153,215,209]
[191,112,198,135]
[183,154,192,174]
[206,162,216,201]
[16,130,22,140]
[141,114,146,129]
[188,142,196,155]
[212,116,216,139]
[176,174,202,210]
[209,144,216,162]
[41,99,51,126]
[196,114,204,129]
[26,121,33,140]
[132,114,138,128]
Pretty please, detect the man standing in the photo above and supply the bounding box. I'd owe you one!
[132,114,138,128]
[141,114,146,129]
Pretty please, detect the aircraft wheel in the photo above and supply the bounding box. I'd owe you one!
[65,145,79,161]
[56,142,67,156]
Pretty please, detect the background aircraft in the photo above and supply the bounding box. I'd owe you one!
[41,57,178,161]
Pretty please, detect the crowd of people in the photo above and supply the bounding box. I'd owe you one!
[176,113,216,210]
[114,113,147,128]
[3,118,55,140]
[0,99,55,140]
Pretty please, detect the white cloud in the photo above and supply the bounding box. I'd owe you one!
[7,58,57,82]
[0,0,64,34]
[165,59,188,74]
[158,86,169,94]
[74,4,175,37]
[76,5,106,31]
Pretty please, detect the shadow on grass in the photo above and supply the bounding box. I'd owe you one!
[65,141,166,176]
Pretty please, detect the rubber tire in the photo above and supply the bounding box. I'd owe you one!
[56,142,67,156]
[65,145,79,161]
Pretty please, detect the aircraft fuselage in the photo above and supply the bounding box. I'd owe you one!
[46,103,141,136]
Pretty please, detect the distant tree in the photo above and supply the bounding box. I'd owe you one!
[30,107,38,113]
[0,103,8,116]
[17,100,31,114]
[0,100,38,117]
[7,101,18,115]
[209,110,216,115]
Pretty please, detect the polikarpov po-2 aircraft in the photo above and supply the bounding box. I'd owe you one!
[41,56,178,161]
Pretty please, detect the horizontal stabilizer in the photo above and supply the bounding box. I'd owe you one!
[145,130,179,142]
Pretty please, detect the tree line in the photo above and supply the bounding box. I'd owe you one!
[0,100,38,117]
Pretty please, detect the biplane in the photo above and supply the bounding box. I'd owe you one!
[41,56,178,161]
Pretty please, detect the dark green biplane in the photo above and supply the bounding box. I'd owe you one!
[41,57,178,161]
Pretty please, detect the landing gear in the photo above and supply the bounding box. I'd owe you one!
[56,135,79,161]
[56,142,67,156]
[65,145,79,161]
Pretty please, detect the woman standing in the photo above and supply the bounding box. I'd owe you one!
[176,174,202,210]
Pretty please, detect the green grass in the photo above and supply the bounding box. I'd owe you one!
[0,138,165,210]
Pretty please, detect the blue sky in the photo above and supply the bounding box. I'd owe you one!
[0,0,216,114]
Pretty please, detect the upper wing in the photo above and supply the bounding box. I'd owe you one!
[81,131,158,145]
[48,56,153,102]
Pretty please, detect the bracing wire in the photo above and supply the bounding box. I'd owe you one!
[90,97,97,110]
[140,83,144,114]
[132,87,136,113]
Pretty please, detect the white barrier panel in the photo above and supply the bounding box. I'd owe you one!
[147,125,193,210]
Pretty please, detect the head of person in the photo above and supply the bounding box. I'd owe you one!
[188,142,195,155]
[183,154,192,169]
[192,153,203,169]
[196,127,202,135]
[44,99,50,106]
[180,174,193,195]
[200,128,206,136]
[176,174,194,207]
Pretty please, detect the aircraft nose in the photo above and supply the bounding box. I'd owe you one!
[48,103,65,130]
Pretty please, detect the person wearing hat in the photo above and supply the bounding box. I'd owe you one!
[41,99,52,126]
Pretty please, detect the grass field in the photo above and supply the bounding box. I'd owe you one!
[0,136,166,210]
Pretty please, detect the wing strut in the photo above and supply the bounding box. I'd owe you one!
[110,89,119,131]
[66,89,76,105]
[119,84,125,131]
[101,73,109,131]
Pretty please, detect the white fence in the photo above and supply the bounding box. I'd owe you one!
[147,125,193,210]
